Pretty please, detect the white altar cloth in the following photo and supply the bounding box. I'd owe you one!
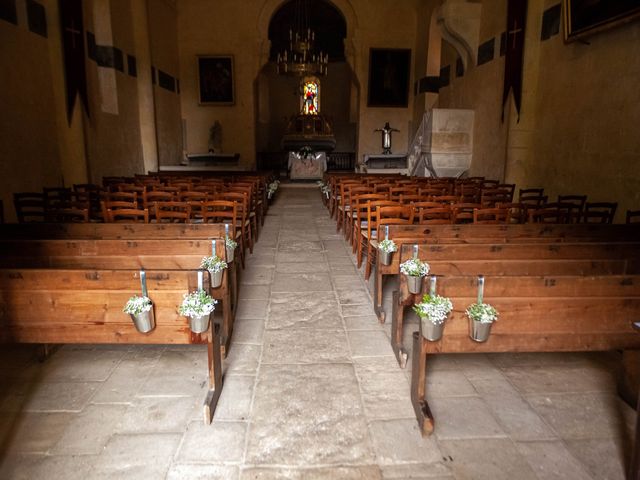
[288,152,327,180]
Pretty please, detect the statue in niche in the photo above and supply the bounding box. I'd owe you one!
[374,122,399,154]
[208,120,222,153]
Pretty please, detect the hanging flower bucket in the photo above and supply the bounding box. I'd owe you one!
[179,290,217,334]
[414,293,453,342]
[400,258,430,294]
[378,239,397,266]
[201,255,228,288]
[225,236,237,263]
[123,295,155,333]
[466,302,499,342]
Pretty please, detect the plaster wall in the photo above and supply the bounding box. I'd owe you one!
[84,0,144,182]
[0,0,68,221]
[148,0,183,166]
[513,2,640,220]
[177,0,419,169]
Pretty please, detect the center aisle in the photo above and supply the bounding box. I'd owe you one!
[213,184,441,477]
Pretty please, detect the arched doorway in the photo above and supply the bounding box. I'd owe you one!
[255,0,359,174]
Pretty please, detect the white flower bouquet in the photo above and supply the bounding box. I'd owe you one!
[378,238,397,253]
[400,258,430,277]
[179,290,217,318]
[200,255,228,273]
[465,302,499,324]
[413,294,453,325]
[123,295,152,315]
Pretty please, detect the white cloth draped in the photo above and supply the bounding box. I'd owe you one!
[288,152,327,179]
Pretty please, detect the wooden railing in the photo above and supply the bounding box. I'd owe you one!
[257,151,355,172]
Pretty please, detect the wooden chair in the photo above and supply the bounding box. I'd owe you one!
[45,207,90,223]
[338,184,369,236]
[357,200,399,274]
[496,202,527,224]
[13,192,46,223]
[481,180,500,189]
[142,190,175,216]
[154,201,191,223]
[557,195,587,223]
[226,185,259,241]
[452,203,483,224]
[527,207,567,224]
[214,193,253,254]
[389,187,418,202]
[415,207,453,225]
[480,189,512,207]
[105,207,149,223]
[583,202,617,224]
[365,205,415,279]
[519,188,546,207]
[348,193,388,247]
[627,210,640,224]
[473,207,508,224]
[496,183,516,201]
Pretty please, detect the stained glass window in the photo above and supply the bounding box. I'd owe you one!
[302,81,319,115]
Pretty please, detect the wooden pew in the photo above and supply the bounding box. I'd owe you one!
[388,242,640,367]
[408,273,640,436]
[373,224,640,322]
[0,223,239,355]
[0,268,223,423]
[0,235,238,356]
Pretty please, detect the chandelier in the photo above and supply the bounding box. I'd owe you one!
[276,0,328,76]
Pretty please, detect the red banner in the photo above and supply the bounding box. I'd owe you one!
[502,0,527,122]
[59,0,89,122]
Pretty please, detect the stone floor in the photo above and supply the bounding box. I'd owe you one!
[0,184,636,479]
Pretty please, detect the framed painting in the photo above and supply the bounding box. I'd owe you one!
[563,0,640,42]
[197,55,234,105]
[367,48,411,108]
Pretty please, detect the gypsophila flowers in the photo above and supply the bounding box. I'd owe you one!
[123,295,152,315]
[400,258,430,277]
[378,238,397,253]
[413,294,453,325]
[465,302,499,324]
[179,290,217,318]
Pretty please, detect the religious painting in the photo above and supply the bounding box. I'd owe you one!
[302,80,319,115]
[197,55,234,105]
[367,48,411,108]
[563,0,640,42]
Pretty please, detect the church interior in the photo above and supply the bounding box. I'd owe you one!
[1,0,640,478]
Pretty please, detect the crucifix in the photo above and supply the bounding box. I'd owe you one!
[508,20,523,49]
[65,19,82,49]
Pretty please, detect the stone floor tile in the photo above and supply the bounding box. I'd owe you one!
[9,382,98,413]
[564,437,630,480]
[240,466,383,479]
[238,285,271,300]
[278,241,324,252]
[271,272,333,292]
[241,266,275,285]
[353,355,405,374]
[247,364,374,465]
[502,364,616,395]
[37,349,124,383]
[90,433,182,478]
[429,396,506,440]
[177,420,247,463]
[380,463,453,479]
[329,264,359,275]
[167,464,239,480]
[275,251,326,264]
[332,274,365,289]
[247,255,276,267]
[425,370,477,397]
[267,292,342,330]
[232,319,265,345]
[262,328,350,364]
[348,330,393,357]
[358,371,415,419]
[92,357,158,403]
[224,344,262,375]
[369,418,443,464]
[335,287,371,305]
[0,453,96,480]
[341,303,376,317]
[1,412,73,454]
[275,262,329,273]
[526,392,633,439]
[116,395,198,434]
[515,440,594,480]
[439,438,538,480]
[482,391,557,441]
[213,374,255,421]
[344,315,383,331]
[236,299,269,319]
[52,404,128,454]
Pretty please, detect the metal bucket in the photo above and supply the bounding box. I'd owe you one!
[210,269,223,288]
[379,250,392,265]
[406,274,423,294]
[470,319,493,342]
[189,314,211,334]
[421,318,444,341]
[130,309,155,333]
[226,246,235,263]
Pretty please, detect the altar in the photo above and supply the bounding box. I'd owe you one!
[288,151,327,180]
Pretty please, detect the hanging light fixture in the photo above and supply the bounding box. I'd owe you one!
[276,0,328,76]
